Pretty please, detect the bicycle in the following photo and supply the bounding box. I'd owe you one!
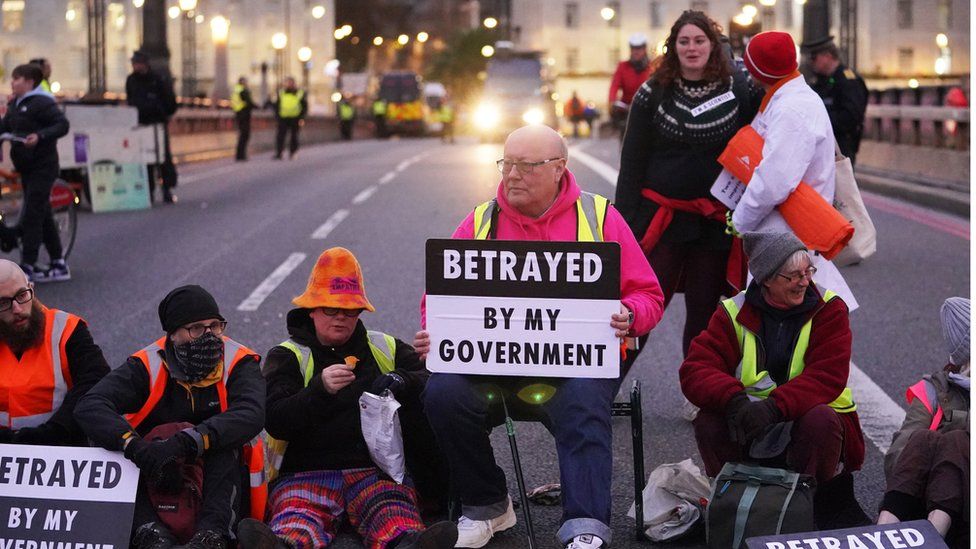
[0,166,80,260]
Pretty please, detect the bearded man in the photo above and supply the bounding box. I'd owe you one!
[75,285,266,549]
[0,259,108,445]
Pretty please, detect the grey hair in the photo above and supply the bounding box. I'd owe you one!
[774,249,813,279]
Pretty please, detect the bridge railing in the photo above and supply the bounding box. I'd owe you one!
[863,104,969,150]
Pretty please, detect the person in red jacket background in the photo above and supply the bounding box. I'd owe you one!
[608,33,654,129]
[679,231,869,530]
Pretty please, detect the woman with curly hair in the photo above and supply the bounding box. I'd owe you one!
[615,10,762,377]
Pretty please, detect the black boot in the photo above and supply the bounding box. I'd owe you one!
[0,220,18,252]
[391,521,459,549]
[179,529,226,549]
[132,522,178,549]
[237,518,289,549]
[814,472,872,530]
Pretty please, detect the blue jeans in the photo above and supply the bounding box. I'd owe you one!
[423,374,621,545]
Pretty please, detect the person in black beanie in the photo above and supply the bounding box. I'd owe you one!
[75,285,266,549]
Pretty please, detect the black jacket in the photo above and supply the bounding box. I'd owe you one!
[2,320,109,446]
[74,339,265,452]
[0,93,69,172]
[126,70,177,125]
[264,309,427,473]
[811,64,868,159]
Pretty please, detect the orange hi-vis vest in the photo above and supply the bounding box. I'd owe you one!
[125,336,268,520]
[0,308,81,429]
[906,379,943,431]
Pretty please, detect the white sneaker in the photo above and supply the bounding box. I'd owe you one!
[680,396,700,421]
[566,534,605,549]
[454,497,516,548]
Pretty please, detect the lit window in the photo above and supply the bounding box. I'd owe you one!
[2,0,26,33]
[649,1,662,28]
[896,0,913,29]
[565,2,579,28]
[566,48,579,72]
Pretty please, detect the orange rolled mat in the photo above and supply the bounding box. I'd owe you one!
[719,126,853,260]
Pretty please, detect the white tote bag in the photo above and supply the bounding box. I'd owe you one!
[832,143,877,267]
[359,390,407,483]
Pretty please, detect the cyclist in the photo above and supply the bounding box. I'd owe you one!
[608,33,654,135]
[0,64,70,282]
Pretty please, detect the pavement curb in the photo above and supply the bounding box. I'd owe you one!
[856,172,970,218]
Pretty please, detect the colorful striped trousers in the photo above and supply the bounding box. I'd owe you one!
[268,467,423,548]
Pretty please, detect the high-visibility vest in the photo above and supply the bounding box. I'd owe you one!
[338,102,355,121]
[372,100,387,116]
[906,379,943,431]
[40,80,51,93]
[126,336,267,520]
[263,331,396,482]
[0,308,80,429]
[230,84,247,112]
[720,288,857,413]
[472,191,609,242]
[438,105,454,123]
[278,90,304,118]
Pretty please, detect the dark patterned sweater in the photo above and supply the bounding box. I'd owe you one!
[615,71,762,248]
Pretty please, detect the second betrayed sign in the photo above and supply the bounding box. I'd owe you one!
[425,239,621,378]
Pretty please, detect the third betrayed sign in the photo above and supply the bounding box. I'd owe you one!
[426,239,621,378]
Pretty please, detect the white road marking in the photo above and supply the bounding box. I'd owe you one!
[237,253,308,311]
[396,160,413,172]
[311,209,349,239]
[849,361,905,454]
[569,146,620,187]
[379,172,396,185]
[352,186,378,204]
[571,141,908,453]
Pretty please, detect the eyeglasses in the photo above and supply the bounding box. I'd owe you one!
[0,288,32,313]
[775,266,817,284]
[320,307,365,318]
[181,321,227,339]
[495,157,564,175]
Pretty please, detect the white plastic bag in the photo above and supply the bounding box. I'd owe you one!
[359,390,406,483]
[627,459,712,541]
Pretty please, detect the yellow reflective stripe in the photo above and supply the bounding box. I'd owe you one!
[278,340,315,385]
[473,200,493,240]
[594,194,608,241]
[279,91,303,118]
[231,84,246,112]
[366,331,396,374]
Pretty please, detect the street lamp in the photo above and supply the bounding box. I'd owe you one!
[600,7,615,22]
[179,0,199,98]
[483,17,498,29]
[935,33,951,75]
[211,16,229,101]
[373,36,383,46]
[298,46,312,89]
[481,45,495,57]
[132,0,143,7]
[272,32,288,91]
[397,34,409,45]
[311,5,325,19]
[936,33,949,49]
[417,31,429,43]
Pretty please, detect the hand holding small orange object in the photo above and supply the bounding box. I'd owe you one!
[344,356,359,368]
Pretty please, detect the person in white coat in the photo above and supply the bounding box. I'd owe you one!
[731,31,857,310]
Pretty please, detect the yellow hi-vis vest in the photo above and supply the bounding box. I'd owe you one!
[231,84,247,112]
[40,80,52,93]
[339,102,355,121]
[372,100,387,116]
[720,289,857,413]
[278,90,304,118]
[472,191,609,242]
[263,331,397,482]
[438,105,454,123]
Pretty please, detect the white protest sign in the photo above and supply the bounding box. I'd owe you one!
[711,169,747,210]
[745,520,948,549]
[425,239,621,378]
[0,444,139,548]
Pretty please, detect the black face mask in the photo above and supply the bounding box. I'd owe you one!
[173,332,224,382]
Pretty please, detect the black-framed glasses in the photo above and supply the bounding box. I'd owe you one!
[496,157,564,175]
[320,307,365,318]
[776,267,817,284]
[181,321,227,339]
[0,288,32,313]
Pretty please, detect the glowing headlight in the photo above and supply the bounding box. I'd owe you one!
[522,107,545,125]
[473,102,501,130]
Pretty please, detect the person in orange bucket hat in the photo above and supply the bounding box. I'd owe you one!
[238,247,456,549]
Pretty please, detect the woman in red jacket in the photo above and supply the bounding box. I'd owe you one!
[679,231,868,530]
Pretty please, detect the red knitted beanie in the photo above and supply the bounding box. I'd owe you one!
[744,31,798,85]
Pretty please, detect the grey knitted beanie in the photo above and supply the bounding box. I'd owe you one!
[941,297,970,366]
[742,231,808,283]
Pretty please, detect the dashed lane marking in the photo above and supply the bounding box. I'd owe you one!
[379,172,397,185]
[311,209,349,239]
[570,141,909,452]
[237,253,307,311]
[352,186,378,204]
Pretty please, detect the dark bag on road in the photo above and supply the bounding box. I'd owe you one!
[706,463,816,549]
[145,422,204,544]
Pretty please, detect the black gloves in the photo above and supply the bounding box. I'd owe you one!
[733,398,782,444]
[124,432,199,493]
[369,372,406,396]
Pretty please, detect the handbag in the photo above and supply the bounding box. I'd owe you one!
[831,142,877,266]
[706,463,816,549]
